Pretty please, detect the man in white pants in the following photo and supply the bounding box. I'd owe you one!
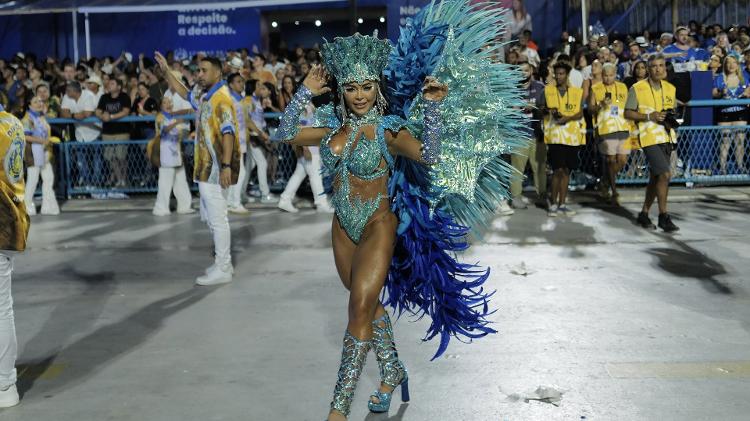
[0,103,30,408]
[225,72,251,214]
[277,103,333,213]
[245,80,277,204]
[155,52,240,286]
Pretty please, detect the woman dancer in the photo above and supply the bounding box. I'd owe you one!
[280,52,447,421]
[277,2,527,419]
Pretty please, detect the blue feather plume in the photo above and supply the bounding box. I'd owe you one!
[383,0,529,359]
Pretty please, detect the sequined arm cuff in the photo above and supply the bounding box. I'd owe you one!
[421,99,442,164]
[275,85,313,143]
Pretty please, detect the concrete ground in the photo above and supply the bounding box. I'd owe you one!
[3,188,750,421]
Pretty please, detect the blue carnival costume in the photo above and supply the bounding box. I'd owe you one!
[277,1,528,417]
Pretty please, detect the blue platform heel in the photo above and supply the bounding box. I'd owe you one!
[368,313,410,413]
[329,331,372,419]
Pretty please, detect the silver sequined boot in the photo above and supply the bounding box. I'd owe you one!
[329,331,372,418]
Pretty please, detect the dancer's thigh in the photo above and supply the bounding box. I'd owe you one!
[349,212,398,311]
[332,216,356,291]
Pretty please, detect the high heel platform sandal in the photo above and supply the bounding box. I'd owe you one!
[368,313,410,413]
[329,331,372,419]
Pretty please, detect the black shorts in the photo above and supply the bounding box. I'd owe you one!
[716,109,748,123]
[643,143,673,176]
[547,144,580,171]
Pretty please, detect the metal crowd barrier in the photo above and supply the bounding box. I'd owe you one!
[575,99,750,187]
[46,113,299,199]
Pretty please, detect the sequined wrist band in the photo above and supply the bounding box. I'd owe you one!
[276,85,313,143]
[421,99,442,164]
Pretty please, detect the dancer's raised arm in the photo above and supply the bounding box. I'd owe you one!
[154,51,189,101]
[276,64,332,146]
[386,76,447,164]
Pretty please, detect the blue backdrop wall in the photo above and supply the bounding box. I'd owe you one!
[0,1,640,61]
[0,7,261,60]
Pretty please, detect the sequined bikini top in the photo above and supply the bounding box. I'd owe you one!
[316,105,405,243]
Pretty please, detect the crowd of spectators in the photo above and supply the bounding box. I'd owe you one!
[0,44,330,196]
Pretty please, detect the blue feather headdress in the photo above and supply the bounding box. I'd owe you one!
[320,33,393,87]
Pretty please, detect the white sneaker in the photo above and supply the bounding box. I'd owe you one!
[315,202,335,213]
[511,197,528,209]
[548,204,559,217]
[228,206,251,215]
[152,209,171,216]
[204,263,235,275]
[277,197,298,213]
[196,266,233,286]
[497,201,515,216]
[0,384,20,408]
[260,194,279,204]
[558,205,577,216]
[176,208,196,215]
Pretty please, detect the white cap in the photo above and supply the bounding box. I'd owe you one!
[660,32,673,40]
[635,36,649,47]
[86,74,103,86]
[229,56,244,70]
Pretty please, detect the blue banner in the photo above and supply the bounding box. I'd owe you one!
[386,0,429,42]
[88,7,261,59]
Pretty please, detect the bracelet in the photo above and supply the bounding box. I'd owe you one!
[220,163,231,170]
[646,112,652,122]
[276,85,313,143]
[421,99,442,165]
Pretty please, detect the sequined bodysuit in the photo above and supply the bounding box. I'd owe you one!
[319,108,406,243]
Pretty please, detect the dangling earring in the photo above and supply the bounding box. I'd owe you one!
[375,86,388,116]
[338,91,348,124]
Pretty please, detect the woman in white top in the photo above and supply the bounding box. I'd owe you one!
[510,0,533,39]
[22,96,60,215]
[152,97,194,216]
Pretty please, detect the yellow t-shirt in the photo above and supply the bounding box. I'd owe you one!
[0,110,30,251]
[628,79,677,148]
[543,85,586,146]
[591,81,631,136]
[188,82,241,184]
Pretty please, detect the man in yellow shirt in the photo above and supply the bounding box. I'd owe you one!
[589,63,631,205]
[624,54,679,232]
[155,52,241,285]
[0,103,29,408]
[540,61,586,217]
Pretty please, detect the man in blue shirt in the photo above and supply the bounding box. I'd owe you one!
[662,27,698,65]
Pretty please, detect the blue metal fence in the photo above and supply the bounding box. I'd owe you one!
[38,101,750,199]
[47,113,299,199]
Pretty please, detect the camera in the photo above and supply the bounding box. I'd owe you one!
[660,110,680,130]
[604,92,612,100]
